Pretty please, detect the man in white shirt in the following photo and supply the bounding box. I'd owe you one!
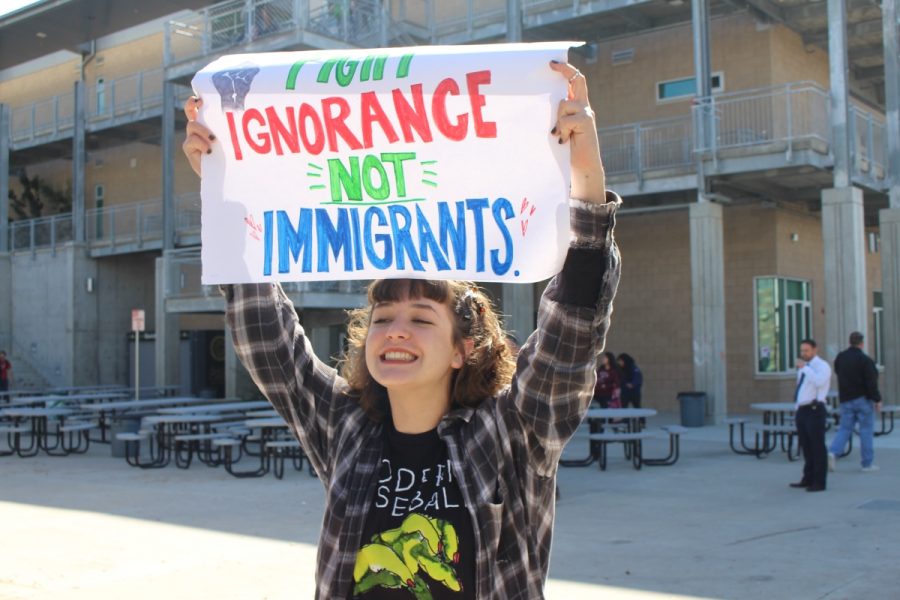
[789,339,832,492]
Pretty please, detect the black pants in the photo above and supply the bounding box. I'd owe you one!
[795,402,828,487]
[621,391,641,410]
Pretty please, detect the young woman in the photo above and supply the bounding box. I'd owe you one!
[593,351,621,409]
[184,60,621,599]
[617,353,643,410]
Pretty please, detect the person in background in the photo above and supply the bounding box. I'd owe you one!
[828,331,882,473]
[0,350,12,392]
[790,339,832,492]
[617,353,642,410]
[593,351,620,409]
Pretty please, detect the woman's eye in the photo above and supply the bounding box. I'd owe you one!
[372,317,390,324]
[412,319,433,325]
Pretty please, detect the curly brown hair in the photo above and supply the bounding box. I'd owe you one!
[340,279,517,422]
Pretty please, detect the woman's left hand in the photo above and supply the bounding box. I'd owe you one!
[549,61,606,204]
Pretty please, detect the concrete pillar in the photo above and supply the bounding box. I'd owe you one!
[821,187,867,361]
[827,0,852,188]
[880,209,900,406]
[689,202,727,423]
[506,0,521,43]
[162,81,176,250]
[309,321,332,364]
[0,253,10,348]
[70,246,99,385]
[224,322,239,398]
[502,285,534,347]
[501,0,534,343]
[0,103,9,252]
[72,81,86,242]
[692,0,713,197]
[880,0,900,405]
[154,254,180,388]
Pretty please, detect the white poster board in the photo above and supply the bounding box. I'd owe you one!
[193,42,577,284]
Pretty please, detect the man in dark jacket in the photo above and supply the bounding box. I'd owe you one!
[828,332,882,472]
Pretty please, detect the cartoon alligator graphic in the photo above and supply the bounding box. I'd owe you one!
[353,513,462,599]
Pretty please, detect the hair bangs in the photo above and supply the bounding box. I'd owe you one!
[367,278,455,306]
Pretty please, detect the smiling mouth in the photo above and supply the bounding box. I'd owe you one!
[381,351,417,362]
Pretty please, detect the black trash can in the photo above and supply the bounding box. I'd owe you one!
[110,417,141,458]
[677,392,707,427]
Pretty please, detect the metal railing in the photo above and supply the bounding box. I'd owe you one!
[693,82,831,157]
[8,213,74,254]
[9,69,185,145]
[850,105,886,175]
[691,81,886,185]
[600,116,693,178]
[165,0,385,66]
[8,193,201,254]
[86,198,163,248]
[85,69,165,122]
[165,247,368,299]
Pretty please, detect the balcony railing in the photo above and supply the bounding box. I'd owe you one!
[9,69,190,146]
[851,105,886,176]
[164,247,368,300]
[600,116,693,179]
[164,0,385,66]
[7,194,201,254]
[8,214,74,254]
[692,82,831,158]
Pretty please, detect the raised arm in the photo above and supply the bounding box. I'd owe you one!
[504,63,621,476]
[184,97,365,479]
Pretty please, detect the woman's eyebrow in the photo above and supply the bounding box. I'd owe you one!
[409,302,439,313]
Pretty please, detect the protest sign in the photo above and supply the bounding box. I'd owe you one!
[193,42,577,284]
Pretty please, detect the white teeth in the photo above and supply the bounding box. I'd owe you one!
[384,351,415,362]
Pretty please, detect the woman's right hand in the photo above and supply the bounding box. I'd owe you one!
[182,96,216,177]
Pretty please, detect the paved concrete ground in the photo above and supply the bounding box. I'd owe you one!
[1,414,898,599]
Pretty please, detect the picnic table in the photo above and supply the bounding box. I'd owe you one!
[211,416,302,478]
[728,402,837,460]
[46,384,127,395]
[0,406,90,457]
[156,400,271,415]
[876,404,898,437]
[560,408,666,470]
[121,413,243,469]
[14,391,130,406]
[75,396,213,442]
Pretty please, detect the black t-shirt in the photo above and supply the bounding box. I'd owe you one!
[352,420,476,599]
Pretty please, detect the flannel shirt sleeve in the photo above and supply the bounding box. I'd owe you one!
[221,283,355,479]
[505,192,621,476]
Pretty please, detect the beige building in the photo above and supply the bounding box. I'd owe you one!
[1,0,897,418]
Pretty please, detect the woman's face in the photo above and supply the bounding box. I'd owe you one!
[602,355,610,368]
[365,296,464,396]
[617,357,625,369]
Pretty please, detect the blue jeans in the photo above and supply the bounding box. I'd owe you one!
[828,396,875,467]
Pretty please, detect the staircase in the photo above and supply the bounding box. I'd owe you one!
[0,335,52,390]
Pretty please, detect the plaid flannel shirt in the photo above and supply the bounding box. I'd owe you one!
[223,193,621,599]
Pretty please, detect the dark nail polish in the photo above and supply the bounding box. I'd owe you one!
[550,126,557,135]
[209,134,216,141]
[206,148,212,154]
[558,138,563,144]
[193,97,200,103]
[551,60,560,64]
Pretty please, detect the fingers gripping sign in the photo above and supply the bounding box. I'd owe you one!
[182,96,217,177]
[548,61,605,205]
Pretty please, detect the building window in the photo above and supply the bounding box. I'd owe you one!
[873,291,883,368]
[96,78,106,114]
[657,72,724,103]
[755,277,812,374]
[95,184,105,239]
